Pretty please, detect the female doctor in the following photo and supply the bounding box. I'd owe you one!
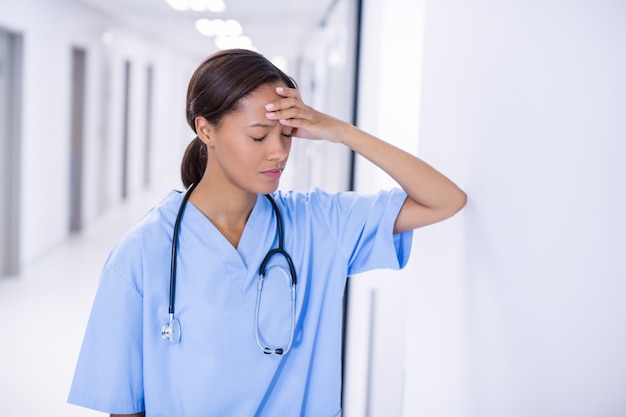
[68,49,466,417]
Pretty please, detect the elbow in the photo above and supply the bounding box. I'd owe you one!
[456,189,468,213]
[443,188,467,219]
[398,187,467,232]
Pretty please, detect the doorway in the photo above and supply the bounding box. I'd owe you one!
[69,47,86,233]
[0,27,23,278]
[143,64,153,187]
[121,60,131,200]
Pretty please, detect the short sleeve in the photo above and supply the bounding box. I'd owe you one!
[309,188,413,275]
[67,263,145,414]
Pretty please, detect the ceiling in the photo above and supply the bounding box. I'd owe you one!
[74,0,335,63]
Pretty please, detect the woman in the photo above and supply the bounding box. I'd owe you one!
[68,49,466,417]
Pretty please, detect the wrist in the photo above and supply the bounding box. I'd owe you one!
[334,123,359,145]
[338,124,367,148]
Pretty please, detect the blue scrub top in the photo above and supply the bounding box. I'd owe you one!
[68,188,412,417]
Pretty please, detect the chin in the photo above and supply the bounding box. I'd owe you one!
[261,184,280,195]
[248,182,280,196]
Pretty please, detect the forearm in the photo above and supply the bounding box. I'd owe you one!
[339,124,466,231]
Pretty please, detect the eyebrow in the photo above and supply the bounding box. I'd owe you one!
[247,122,276,129]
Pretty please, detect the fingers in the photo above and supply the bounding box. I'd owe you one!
[265,87,301,112]
[265,87,312,123]
[266,106,310,124]
[264,86,343,142]
[275,86,299,99]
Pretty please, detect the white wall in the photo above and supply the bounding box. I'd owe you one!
[351,1,626,416]
[406,1,626,416]
[0,0,199,268]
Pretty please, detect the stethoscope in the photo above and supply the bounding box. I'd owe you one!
[161,183,297,356]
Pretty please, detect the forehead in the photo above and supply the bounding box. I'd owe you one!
[239,82,286,111]
[220,82,288,129]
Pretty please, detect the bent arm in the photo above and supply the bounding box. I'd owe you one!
[339,124,466,233]
[265,86,466,232]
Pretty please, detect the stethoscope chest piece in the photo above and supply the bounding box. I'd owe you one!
[162,314,181,344]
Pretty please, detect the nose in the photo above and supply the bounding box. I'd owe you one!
[267,131,291,162]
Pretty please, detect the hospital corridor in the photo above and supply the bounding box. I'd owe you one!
[2,0,626,416]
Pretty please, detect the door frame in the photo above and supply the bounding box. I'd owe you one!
[0,27,23,278]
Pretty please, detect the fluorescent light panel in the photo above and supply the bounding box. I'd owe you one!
[195,18,255,51]
[196,19,242,37]
[164,0,226,12]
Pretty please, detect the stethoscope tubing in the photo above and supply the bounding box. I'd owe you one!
[255,279,296,355]
[163,185,297,355]
[260,194,297,286]
[168,182,198,317]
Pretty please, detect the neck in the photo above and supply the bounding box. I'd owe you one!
[188,179,258,248]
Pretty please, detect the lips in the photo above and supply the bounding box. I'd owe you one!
[263,168,283,179]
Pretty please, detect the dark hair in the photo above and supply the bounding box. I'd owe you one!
[181,49,297,188]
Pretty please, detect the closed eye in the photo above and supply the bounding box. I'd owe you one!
[251,129,292,141]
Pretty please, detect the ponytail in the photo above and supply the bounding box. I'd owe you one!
[181,137,207,188]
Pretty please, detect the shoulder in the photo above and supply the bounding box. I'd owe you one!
[102,191,181,281]
[271,188,356,210]
[121,190,181,243]
[271,187,406,213]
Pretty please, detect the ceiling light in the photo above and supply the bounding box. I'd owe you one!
[163,0,187,11]
[163,0,226,12]
[196,19,217,36]
[214,35,256,51]
[196,18,243,37]
[206,0,226,11]
[224,19,243,37]
[189,0,206,11]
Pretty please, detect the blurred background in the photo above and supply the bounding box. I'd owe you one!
[1,0,625,416]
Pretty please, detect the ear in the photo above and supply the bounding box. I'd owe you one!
[195,116,215,146]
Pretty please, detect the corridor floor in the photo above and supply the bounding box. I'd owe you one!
[0,175,180,416]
